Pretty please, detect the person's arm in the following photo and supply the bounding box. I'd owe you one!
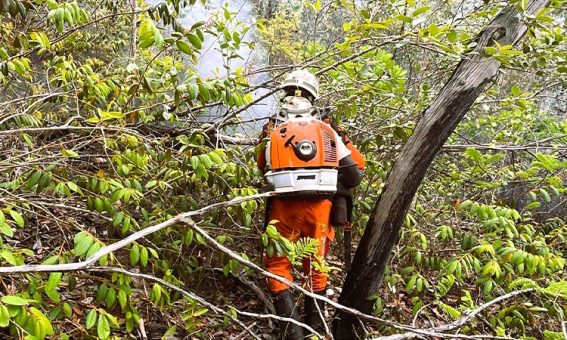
[333,128,363,189]
[344,140,365,171]
[338,156,363,189]
[328,120,366,171]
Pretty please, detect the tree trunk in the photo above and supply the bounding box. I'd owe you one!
[129,0,138,62]
[332,1,549,338]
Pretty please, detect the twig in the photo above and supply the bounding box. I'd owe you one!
[228,307,321,338]
[0,192,537,339]
[432,288,536,332]
[233,322,257,340]
[184,220,535,339]
[138,318,148,340]
[87,267,261,340]
[7,10,146,62]
[0,91,65,125]
[183,221,424,334]
[212,268,275,314]
[0,125,144,137]
[214,133,567,156]
[0,192,272,274]
[443,142,567,152]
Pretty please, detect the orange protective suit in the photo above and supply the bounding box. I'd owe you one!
[264,198,335,293]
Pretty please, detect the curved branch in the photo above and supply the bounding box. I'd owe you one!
[0,192,272,274]
[87,266,263,340]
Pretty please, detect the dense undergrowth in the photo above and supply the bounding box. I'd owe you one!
[0,0,566,339]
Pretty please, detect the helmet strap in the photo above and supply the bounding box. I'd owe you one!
[294,89,302,97]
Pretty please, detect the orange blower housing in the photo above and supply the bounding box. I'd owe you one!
[265,119,339,196]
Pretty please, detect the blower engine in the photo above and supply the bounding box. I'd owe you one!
[264,118,339,196]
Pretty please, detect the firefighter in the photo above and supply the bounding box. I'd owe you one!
[256,69,363,339]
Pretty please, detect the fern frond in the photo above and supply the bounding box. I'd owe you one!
[437,301,461,320]
[508,277,539,290]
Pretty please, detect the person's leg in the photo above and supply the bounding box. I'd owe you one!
[299,199,334,335]
[265,199,303,339]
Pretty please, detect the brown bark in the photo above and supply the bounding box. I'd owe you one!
[129,0,138,62]
[332,1,550,338]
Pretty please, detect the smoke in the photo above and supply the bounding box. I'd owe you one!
[177,0,277,133]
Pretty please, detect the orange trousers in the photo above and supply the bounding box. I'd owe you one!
[264,198,335,294]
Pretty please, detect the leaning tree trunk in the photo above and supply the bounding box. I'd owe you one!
[332,1,549,338]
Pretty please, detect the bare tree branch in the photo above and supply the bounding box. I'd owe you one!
[0,192,272,274]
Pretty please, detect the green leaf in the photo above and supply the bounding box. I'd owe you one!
[100,110,124,121]
[176,40,192,55]
[1,223,13,237]
[199,154,213,169]
[314,0,321,11]
[0,48,7,60]
[74,231,87,245]
[191,21,205,30]
[540,188,551,203]
[195,163,208,180]
[118,290,127,309]
[1,296,32,306]
[196,233,206,245]
[447,30,458,43]
[63,7,74,26]
[542,281,567,299]
[140,247,148,267]
[130,244,140,265]
[86,242,101,258]
[412,6,431,16]
[151,284,161,303]
[544,330,566,340]
[66,181,81,194]
[97,314,110,339]
[45,272,62,302]
[193,308,208,317]
[525,201,541,210]
[0,304,9,327]
[85,309,97,329]
[46,0,58,9]
[187,34,202,49]
[139,18,156,48]
[75,235,94,257]
[427,23,439,37]
[0,250,17,266]
[208,151,224,165]
[9,210,24,228]
[106,288,116,308]
[29,306,54,336]
[62,302,72,318]
[163,325,177,337]
[42,255,59,265]
[187,83,199,100]
[396,15,413,23]
[185,230,194,244]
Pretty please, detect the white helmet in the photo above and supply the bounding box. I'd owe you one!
[282,69,319,100]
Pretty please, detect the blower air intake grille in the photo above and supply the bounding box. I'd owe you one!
[322,128,337,163]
